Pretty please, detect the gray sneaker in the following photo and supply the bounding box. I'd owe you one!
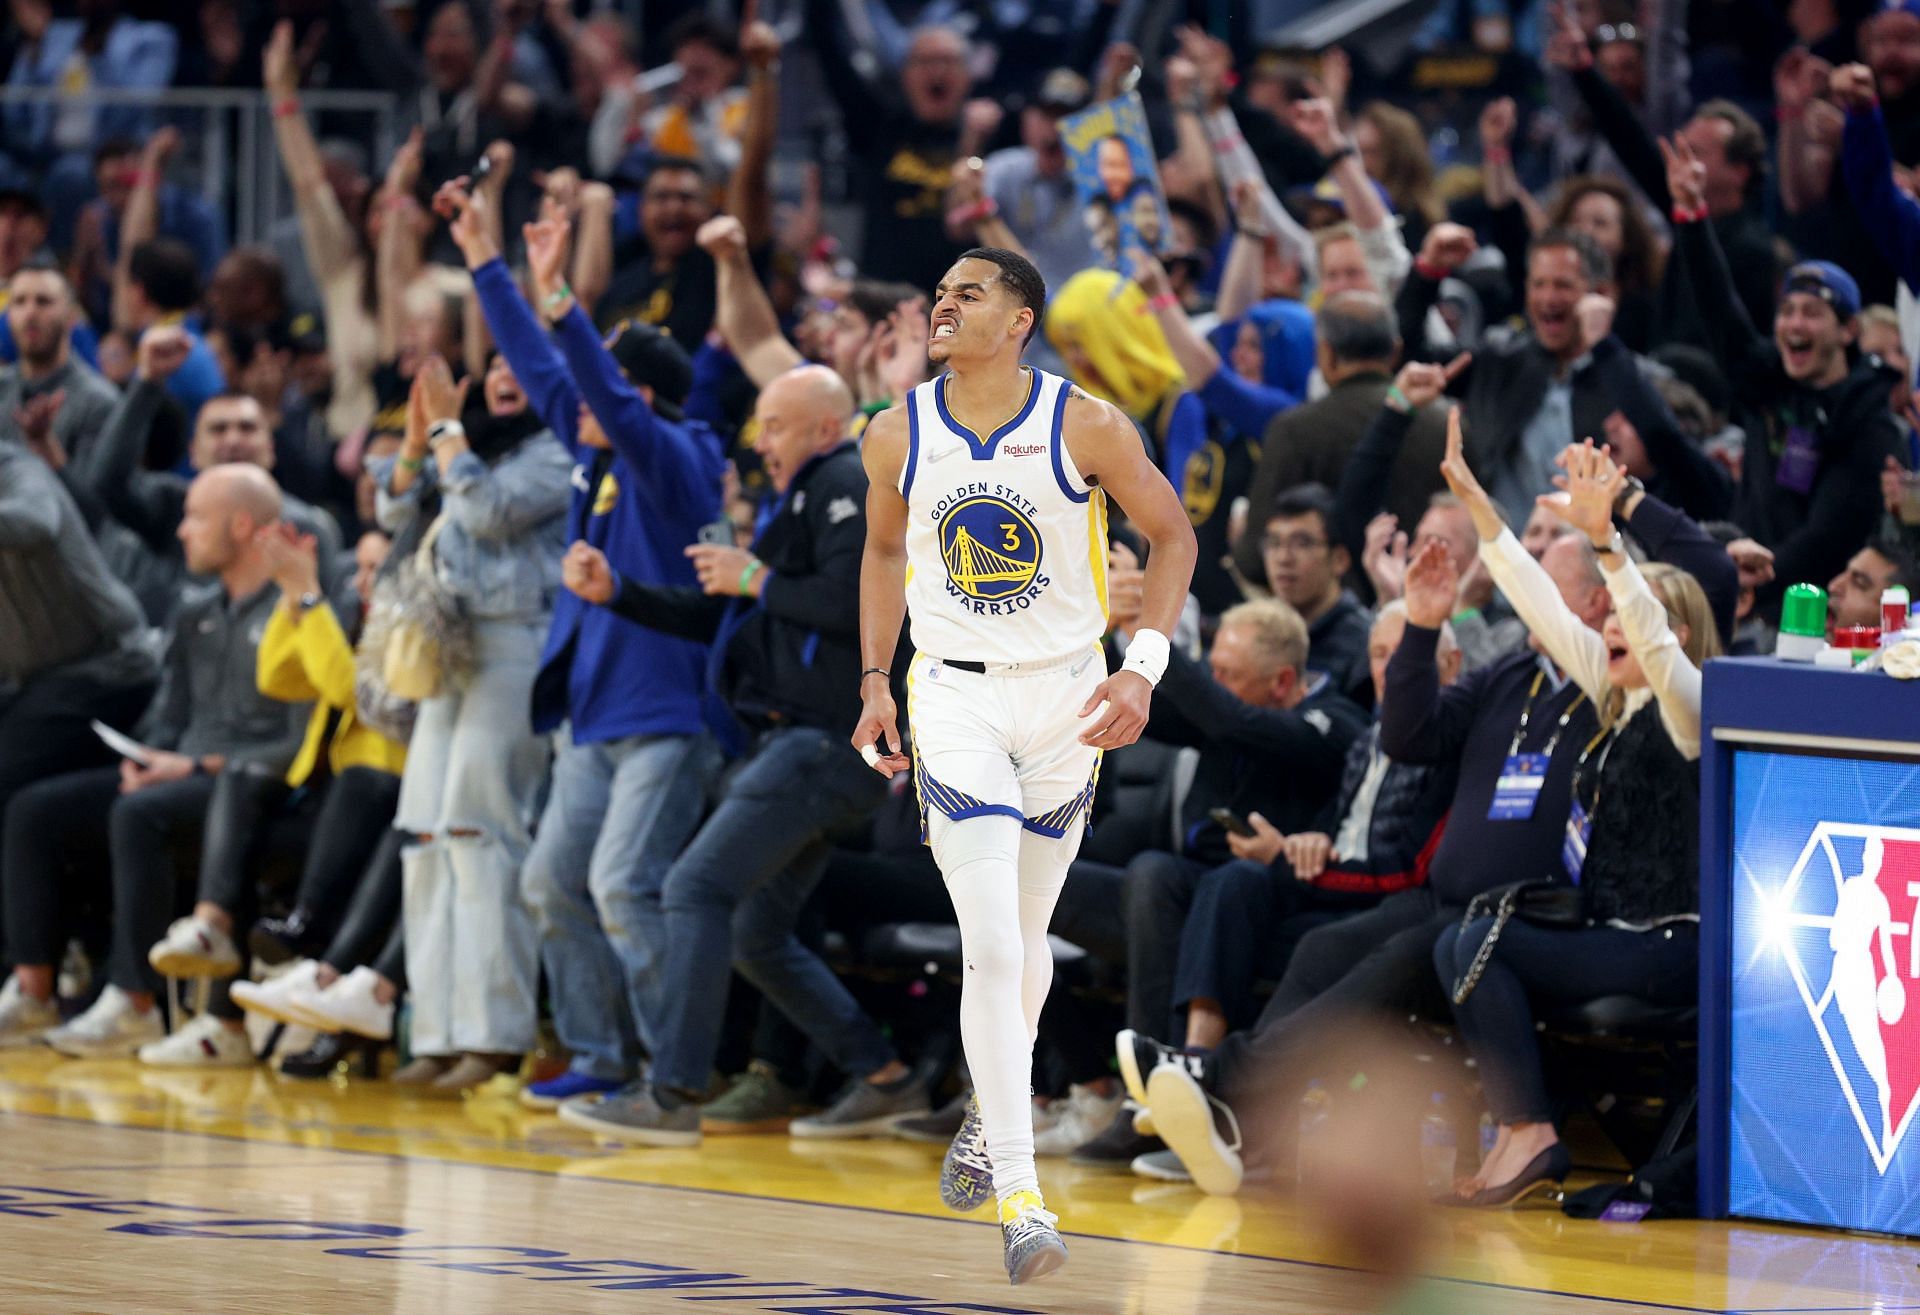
[701,1061,811,1134]
[939,1095,994,1212]
[1000,1192,1068,1285]
[790,1068,931,1139]
[558,1082,701,1147]
[892,1088,969,1143]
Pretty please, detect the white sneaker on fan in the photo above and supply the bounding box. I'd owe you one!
[0,976,59,1048]
[148,916,242,978]
[300,967,394,1041]
[137,1013,253,1067]
[229,960,331,1029]
[45,984,164,1057]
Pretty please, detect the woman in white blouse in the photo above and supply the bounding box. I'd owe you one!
[1426,412,1722,1207]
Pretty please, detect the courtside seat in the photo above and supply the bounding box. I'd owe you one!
[859,922,1093,986]
[1539,996,1698,1041]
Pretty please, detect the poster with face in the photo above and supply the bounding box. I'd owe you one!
[1060,91,1170,270]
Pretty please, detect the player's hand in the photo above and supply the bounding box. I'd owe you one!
[853,680,910,778]
[563,542,615,603]
[1226,811,1284,865]
[1281,831,1332,881]
[1079,670,1151,748]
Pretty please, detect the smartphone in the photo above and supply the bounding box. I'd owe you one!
[1209,806,1255,839]
[697,519,735,547]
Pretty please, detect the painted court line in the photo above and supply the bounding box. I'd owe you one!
[0,1109,1771,1314]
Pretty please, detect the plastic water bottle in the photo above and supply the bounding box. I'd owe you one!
[1420,1093,1457,1193]
[1297,1081,1332,1186]
[1479,1110,1500,1170]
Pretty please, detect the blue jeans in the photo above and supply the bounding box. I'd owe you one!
[650,726,891,1093]
[399,620,551,1057]
[1433,918,1698,1124]
[520,731,718,1079]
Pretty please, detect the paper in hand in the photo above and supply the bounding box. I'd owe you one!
[91,720,154,766]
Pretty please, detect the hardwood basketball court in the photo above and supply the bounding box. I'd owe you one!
[0,1050,1909,1313]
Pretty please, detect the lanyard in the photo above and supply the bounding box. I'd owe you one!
[1571,723,1621,814]
[1506,671,1588,759]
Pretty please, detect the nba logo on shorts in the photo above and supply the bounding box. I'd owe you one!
[1756,823,1920,1172]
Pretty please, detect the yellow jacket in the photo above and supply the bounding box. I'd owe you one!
[257,600,407,787]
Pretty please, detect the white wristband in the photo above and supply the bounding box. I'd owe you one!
[1119,627,1171,688]
[427,419,466,448]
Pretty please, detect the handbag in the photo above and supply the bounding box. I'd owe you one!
[372,513,472,702]
[1449,878,1588,1005]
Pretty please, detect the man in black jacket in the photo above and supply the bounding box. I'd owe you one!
[1408,231,1693,522]
[1666,135,1903,612]
[1055,597,1364,1165]
[557,365,927,1147]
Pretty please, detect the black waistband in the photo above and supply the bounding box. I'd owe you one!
[938,659,987,673]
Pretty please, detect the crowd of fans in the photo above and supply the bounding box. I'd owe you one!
[2,0,1918,1206]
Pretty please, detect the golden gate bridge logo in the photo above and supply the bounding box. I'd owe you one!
[940,496,1043,602]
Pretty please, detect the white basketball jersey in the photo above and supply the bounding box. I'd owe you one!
[899,367,1109,665]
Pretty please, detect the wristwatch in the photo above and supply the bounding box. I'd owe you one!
[1592,530,1626,559]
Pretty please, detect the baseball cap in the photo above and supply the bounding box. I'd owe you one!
[1033,68,1091,115]
[1783,260,1862,321]
[604,319,693,419]
[285,311,326,355]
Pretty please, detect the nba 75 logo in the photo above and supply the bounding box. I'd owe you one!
[1762,824,1920,1172]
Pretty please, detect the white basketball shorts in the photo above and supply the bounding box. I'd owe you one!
[905,647,1105,845]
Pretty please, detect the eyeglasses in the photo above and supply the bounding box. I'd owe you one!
[1263,533,1329,557]
[1590,22,1639,46]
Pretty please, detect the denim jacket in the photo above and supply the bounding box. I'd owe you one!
[372,433,572,623]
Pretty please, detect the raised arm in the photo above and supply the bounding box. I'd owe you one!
[374,128,428,364]
[1442,409,1611,702]
[110,128,177,334]
[1331,356,1468,560]
[697,214,803,388]
[1560,441,1702,757]
[1662,135,1774,384]
[1837,66,1920,295]
[1776,49,1843,218]
[1547,4,1671,209]
[435,173,577,448]
[730,19,783,251]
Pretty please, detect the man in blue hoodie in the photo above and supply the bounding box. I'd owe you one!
[440,180,725,1110]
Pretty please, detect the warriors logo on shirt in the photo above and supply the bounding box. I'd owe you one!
[934,490,1051,615]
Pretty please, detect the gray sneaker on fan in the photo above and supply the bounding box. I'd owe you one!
[559,1082,702,1147]
[893,1088,969,1143]
[939,1095,995,1212]
[791,1068,932,1138]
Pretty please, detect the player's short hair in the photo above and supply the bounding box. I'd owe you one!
[956,247,1047,343]
[1220,598,1311,676]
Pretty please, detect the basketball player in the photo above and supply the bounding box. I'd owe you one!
[854,247,1197,1283]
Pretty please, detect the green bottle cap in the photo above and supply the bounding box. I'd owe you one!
[1781,584,1828,639]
